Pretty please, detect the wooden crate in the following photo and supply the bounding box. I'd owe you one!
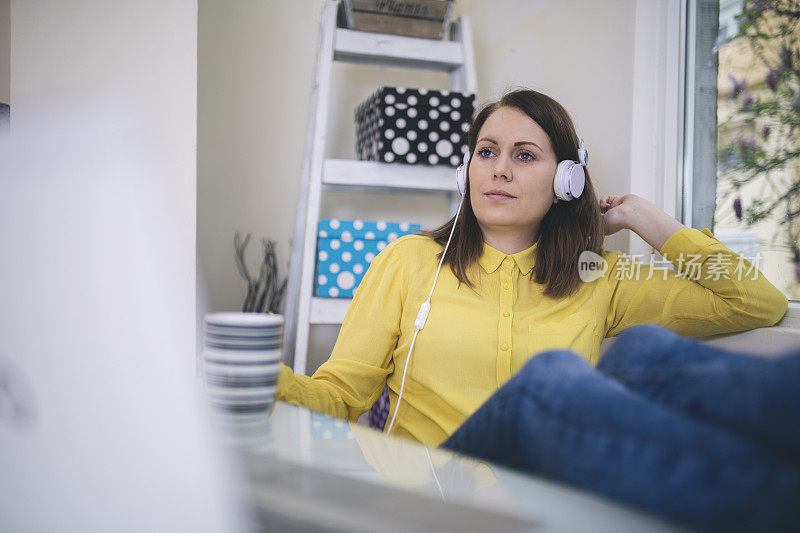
[339,0,455,40]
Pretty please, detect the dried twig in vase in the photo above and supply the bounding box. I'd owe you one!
[234,232,287,314]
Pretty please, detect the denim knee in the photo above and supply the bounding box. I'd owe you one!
[513,350,593,392]
[598,324,681,373]
[444,351,596,467]
[521,349,592,376]
[598,324,800,466]
[499,349,621,416]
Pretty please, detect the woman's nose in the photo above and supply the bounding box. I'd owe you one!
[493,156,512,181]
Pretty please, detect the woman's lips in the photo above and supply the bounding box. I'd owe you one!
[485,191,516,200]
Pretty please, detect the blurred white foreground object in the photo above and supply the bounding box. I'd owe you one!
[0,100,252,532]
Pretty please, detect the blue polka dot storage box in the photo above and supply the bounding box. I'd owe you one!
[315,219,421,298]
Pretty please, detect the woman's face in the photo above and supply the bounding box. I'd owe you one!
[469,106,558,243]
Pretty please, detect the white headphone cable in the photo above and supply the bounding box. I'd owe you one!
[385,192,465,436]
[424,444,445,500]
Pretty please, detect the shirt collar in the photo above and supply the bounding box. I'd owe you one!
[478,239,538,275]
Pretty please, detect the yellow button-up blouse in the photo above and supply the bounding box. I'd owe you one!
[278,228,788,446]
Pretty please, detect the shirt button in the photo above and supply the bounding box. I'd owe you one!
[503,282,511,290]
[500,343,509,351]
[502,311,510,317]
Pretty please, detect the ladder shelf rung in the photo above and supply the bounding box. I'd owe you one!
[323,159,458,192]
[333,28,464,71]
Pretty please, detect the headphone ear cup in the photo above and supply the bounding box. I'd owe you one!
[553,160,572,201]
[568,164,585,199]
[553,160,586,201]
[456,150,470,197]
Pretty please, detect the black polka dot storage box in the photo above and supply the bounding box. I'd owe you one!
[315,219,421,298]
[355,87,475,167]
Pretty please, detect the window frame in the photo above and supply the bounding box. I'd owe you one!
[679,0,800,315]
[630,0,800,318]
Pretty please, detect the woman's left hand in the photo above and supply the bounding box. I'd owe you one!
[599,194,641,236]
[599,193,686,250]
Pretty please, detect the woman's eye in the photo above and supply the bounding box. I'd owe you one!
[518,151,535,161]
[477,148,494,158]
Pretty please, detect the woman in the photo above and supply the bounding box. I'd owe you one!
[277,89,788,447]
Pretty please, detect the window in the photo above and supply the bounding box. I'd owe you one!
[689,0,799,301]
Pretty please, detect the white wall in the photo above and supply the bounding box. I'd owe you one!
[198,0,637,372]
[197,0,321,326]
[4,0,198,372]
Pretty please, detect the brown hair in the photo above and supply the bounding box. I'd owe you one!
[421,89,604,298]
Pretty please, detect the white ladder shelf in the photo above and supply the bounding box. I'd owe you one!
[283,0,477,375]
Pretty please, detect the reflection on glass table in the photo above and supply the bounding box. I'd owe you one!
[212,402,684,532]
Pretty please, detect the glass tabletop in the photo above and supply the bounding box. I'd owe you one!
[211,402,684,532]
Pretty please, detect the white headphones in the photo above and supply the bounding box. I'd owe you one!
[455,140,588,201]
[455,149,471,196]
[386,140,588,436]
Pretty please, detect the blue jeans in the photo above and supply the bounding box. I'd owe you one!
[441,325,800,532]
